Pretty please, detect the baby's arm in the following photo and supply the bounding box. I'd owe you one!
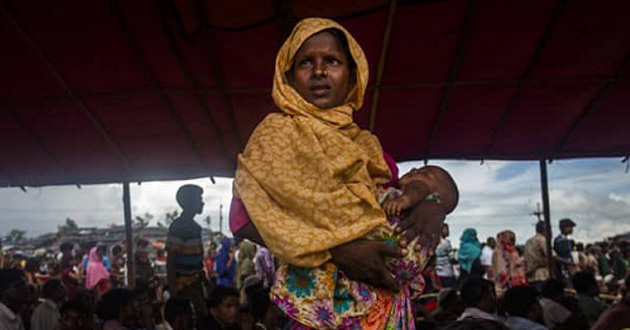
[383,180,431,217]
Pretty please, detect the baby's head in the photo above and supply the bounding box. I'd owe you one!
[400,165,459,214]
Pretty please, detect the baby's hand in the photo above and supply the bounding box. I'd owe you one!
[383,197,410,218]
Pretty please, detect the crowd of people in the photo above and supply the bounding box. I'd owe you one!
[2,213,630,330]
[431,218,630,329]
[0,225,280,330]
[3,16,630,330]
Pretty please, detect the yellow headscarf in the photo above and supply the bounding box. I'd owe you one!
[234,18,390,267]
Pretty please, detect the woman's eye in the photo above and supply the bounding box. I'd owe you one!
[327,58,341,65]
[299,59,313,67]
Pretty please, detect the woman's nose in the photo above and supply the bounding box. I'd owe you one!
[313,60,327,77]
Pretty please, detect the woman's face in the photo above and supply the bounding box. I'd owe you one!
[289,31,352,109]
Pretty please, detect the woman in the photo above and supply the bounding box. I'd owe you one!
[457,228,483,283]
[85,246,110,297]
[491,230,526,293]
[236,241,256,290]
[233,18,448,329]
[254,246,275,289]
[215,237,236,287]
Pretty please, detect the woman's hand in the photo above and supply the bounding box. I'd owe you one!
[397,200,446,250]
[330,239,405,291]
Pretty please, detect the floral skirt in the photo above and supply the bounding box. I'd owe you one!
[271,188,433,330]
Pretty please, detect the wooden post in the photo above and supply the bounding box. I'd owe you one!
[539,160,555,279]
[219,204,223,234]
[123,182,135,289]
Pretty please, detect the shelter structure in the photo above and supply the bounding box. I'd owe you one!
[2,0,630,283]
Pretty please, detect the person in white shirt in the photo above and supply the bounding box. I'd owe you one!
[435,223,457,288]
[30,280,66,330]
[480,237,496,279]
[0,268,28,330]
[503,286,548,330]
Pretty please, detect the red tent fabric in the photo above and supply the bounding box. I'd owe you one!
[1,0,629,186]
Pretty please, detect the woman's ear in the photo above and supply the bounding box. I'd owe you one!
[285,68,294,86]
[349,67,357,88]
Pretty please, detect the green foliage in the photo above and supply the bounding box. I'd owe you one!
[58,217,79,234]
[5,229,26,243]
[134,212,154,229]
[164,210,179,226]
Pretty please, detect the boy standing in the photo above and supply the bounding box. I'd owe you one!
[553,218,576,281]
[166,184,206,320]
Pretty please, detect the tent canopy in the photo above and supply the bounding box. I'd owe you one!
[2,0,629,186]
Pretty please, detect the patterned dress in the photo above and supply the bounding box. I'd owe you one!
[272,188,431,330]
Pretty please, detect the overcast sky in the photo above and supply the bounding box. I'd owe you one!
[1,158,629,248]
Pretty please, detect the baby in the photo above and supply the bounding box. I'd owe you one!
[383,165,458,218]
[272,165,459,329]
[371,165,459,291]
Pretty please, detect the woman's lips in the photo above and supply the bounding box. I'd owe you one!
[311,85,330,96]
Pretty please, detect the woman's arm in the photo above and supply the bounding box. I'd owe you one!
[236,216,403,290]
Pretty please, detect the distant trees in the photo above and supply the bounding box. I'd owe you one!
[58,218,79,234]
[51,209,183,233]
[4,229,26,243]
[155,210,180,228]
[134,212,154,229]
[164,210,179,226]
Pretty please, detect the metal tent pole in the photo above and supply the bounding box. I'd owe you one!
[539,160,555,279]
[123,182,135,289]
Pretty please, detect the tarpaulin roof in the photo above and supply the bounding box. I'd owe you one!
[1,0,629,186]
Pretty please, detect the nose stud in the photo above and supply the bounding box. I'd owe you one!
[315,67,328,77]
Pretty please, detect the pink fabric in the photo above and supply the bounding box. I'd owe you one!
[85,247,109,290]
[229,196,250,234]
[230,152,400,235]
[382,151,399,189]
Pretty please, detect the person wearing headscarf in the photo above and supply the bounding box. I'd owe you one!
[232,17,456,330]
[215,238,236,287]
[458,229,482,282]
[491,230,526,293]
[236,241,256,288]
[253,246,275,289]
[236,241,256,302]
[234,18,388,329]
[235,17,389,268]
[85,246,110,297]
